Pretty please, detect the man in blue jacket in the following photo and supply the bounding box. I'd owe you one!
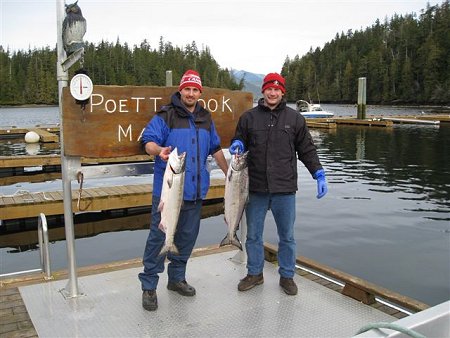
[139,70,228,311]
[229,72,328,296]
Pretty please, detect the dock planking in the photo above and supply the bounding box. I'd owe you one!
[0,178,225,221]
[0,154,152,169]
[0,126,59,136]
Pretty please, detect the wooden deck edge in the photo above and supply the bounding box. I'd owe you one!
[264,242,429,314]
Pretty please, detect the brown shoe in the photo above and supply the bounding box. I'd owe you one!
[142,290,158,311]
[167,280,196,296]
[238,273,264,291]
[280,277,298,295]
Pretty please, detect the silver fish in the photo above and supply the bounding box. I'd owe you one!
[220,151,249,250]
[158,147,186,256]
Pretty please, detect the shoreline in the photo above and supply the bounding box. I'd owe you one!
[0,104,59,109]
[1,103,449,110]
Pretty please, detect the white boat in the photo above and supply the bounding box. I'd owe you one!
[296,99,334,118]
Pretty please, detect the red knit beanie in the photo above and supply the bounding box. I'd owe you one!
[179,70,203,92]
[261,73,286,93]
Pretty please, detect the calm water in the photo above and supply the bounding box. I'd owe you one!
[0,106,449,307]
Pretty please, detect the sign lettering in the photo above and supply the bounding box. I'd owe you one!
[62,85,253,158]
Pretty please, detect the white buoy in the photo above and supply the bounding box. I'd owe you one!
[25,131,40,143]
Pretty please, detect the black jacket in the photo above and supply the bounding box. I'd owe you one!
[233,98,322,193]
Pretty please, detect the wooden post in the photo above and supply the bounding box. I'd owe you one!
[166,70,173,87]
[357,77,367,119]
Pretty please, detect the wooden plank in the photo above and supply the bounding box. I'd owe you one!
[307,121,337,129]
[28,128,59,143]
[62,86,253,157]
[0,154,151,169]
[1,196,15,206]
[0,128,30,135]
[0,126,59,136]
[333,118,394,127]
[46,191,63,201]
[0,155,60,168]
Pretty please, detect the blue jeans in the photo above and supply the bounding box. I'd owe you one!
[138,196,202,291]
[245,192,296,278]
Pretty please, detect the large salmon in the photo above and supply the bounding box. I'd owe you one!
[158,147,186,256]
[220,151,249,250]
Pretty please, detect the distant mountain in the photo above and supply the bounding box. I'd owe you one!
[231,70,265,101]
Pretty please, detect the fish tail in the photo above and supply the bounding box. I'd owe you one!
[219,234,242,251]
[219,234,230,247]
[231,233,243,250]
[158,244,179,256]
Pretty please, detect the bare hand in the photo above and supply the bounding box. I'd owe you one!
[159,146,172,161]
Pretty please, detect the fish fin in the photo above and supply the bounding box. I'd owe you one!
[158,222,166,233]
[167,175,173,189]
[158,200,164,212]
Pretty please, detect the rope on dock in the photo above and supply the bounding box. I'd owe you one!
[355,322,427,338]
[1,189,52,201]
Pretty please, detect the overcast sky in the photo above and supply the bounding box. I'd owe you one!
[0,0,441,75]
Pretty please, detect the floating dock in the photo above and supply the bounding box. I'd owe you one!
[0,126,60,142]
[381,117,440,125]
[1,244,432,338]
[0,178,225,221]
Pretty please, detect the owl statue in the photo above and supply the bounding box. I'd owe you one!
[62,1,87,56]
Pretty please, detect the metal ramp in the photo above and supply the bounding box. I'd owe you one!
[19,250,394,337]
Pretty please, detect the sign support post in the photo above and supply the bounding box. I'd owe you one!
[56,0,82,298]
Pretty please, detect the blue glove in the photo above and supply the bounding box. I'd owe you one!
[314,169,328,199]
[229,140,244,155]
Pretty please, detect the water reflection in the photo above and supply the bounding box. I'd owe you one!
[322,124,449,210]
[25,143,41,155]
[295,124,450,306]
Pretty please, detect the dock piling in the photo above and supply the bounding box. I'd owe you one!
[166,70,173,87]
[357,77,367,119]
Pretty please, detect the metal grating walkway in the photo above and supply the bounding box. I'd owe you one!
[19,250,394,337]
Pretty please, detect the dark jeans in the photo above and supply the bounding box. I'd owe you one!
[138,196,202,290]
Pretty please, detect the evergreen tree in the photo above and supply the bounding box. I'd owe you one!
[0,38,242,105]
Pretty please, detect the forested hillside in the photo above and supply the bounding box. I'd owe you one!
[0,38,243,105]
[281,1,450,104]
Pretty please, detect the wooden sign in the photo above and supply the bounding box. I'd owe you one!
[62,86,253,158]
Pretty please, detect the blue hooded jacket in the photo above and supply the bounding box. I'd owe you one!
[142,92,222,201]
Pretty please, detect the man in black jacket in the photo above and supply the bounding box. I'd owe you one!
[229,72,327,295]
